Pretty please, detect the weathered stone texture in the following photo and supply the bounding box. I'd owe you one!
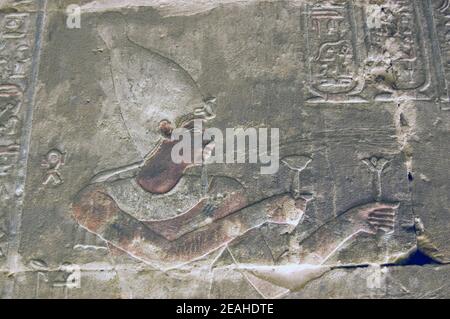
[1,0,450,298]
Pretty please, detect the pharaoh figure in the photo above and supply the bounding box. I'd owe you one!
[72,15,397,273]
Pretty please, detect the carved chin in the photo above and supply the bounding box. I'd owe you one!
[136,140,190,194]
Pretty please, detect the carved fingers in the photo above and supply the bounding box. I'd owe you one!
[367,208,396,234]
[347,202,399,235]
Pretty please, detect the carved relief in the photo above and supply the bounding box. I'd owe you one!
[29,260,81,298]
[363,0,432,101]
[41,149,66,186]
[433,0,450,100]
[70,21,405,272]
[0,6,34,268]
[70,20,314,269]
[0,84,22,137]
[305,0,438,103]
[304,0,367,103]
[2,13,30,39]
[362,156,390,201]
[0,14,32,81]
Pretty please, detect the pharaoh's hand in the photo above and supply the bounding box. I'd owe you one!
[345,202,398,235]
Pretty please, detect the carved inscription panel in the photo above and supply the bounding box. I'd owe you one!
[304,0,441,103]
[0,2,36,267]
[304,0,366,103]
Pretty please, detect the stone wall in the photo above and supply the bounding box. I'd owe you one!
[1,0,450,299]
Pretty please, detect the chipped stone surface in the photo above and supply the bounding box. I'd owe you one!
[0,0,450,298]
[284,264,450,299]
